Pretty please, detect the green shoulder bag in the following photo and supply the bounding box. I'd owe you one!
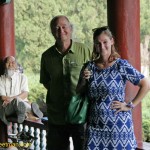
[66,94,89,124]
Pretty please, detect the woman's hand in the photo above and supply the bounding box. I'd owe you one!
[111,101,131,114]
[76,68,92,94]
[83,68,92,80]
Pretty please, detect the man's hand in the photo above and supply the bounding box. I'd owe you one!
[1,96,13,107]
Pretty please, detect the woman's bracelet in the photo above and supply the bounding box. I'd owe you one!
[126,101,135,109]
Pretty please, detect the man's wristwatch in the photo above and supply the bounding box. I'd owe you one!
[126,101,134,109]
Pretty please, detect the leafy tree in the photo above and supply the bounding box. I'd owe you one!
[14,0,107,101]
[140,0,150,41]
[14,0,107,73]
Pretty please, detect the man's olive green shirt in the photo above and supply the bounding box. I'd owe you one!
[40,41,91,125]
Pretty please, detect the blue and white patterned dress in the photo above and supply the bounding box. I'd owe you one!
[84,58,144,150]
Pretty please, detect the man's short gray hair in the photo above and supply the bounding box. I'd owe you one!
[50,15,71,31]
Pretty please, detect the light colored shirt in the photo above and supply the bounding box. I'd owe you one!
[0,72,29,101]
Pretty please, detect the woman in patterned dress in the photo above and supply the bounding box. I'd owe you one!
[76,27,150,150]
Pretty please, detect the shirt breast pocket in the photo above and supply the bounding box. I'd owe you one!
[69,64,82,83]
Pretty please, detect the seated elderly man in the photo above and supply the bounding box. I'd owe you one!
[0,56,43,125]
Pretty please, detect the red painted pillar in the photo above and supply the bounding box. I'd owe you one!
[107,0,142,149]
[0,0,15,143]
[0,0,15,59]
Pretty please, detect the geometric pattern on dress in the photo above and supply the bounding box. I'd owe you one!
[85,58,144,150]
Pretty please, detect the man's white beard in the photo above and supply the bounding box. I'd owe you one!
[6,69,15,77]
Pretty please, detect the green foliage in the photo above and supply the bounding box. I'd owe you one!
[14,0,107,102]
[140,0,150,41]
[142,119,150,142]
[26,72,47,102]
[14,0,107,73]
[142,92,150,119]
[140,1,150,141]
[142,92,150,141]
[15,0,107,73]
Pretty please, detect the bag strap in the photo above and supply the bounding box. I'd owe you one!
[79,61,92,96]
[83,61,91,70]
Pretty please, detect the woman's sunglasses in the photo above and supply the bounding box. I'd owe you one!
[92,26,109,32]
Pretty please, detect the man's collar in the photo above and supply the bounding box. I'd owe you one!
[54,40,75,54]
[69,41,75,53]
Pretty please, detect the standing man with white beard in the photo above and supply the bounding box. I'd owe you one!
[0,56,43,125]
